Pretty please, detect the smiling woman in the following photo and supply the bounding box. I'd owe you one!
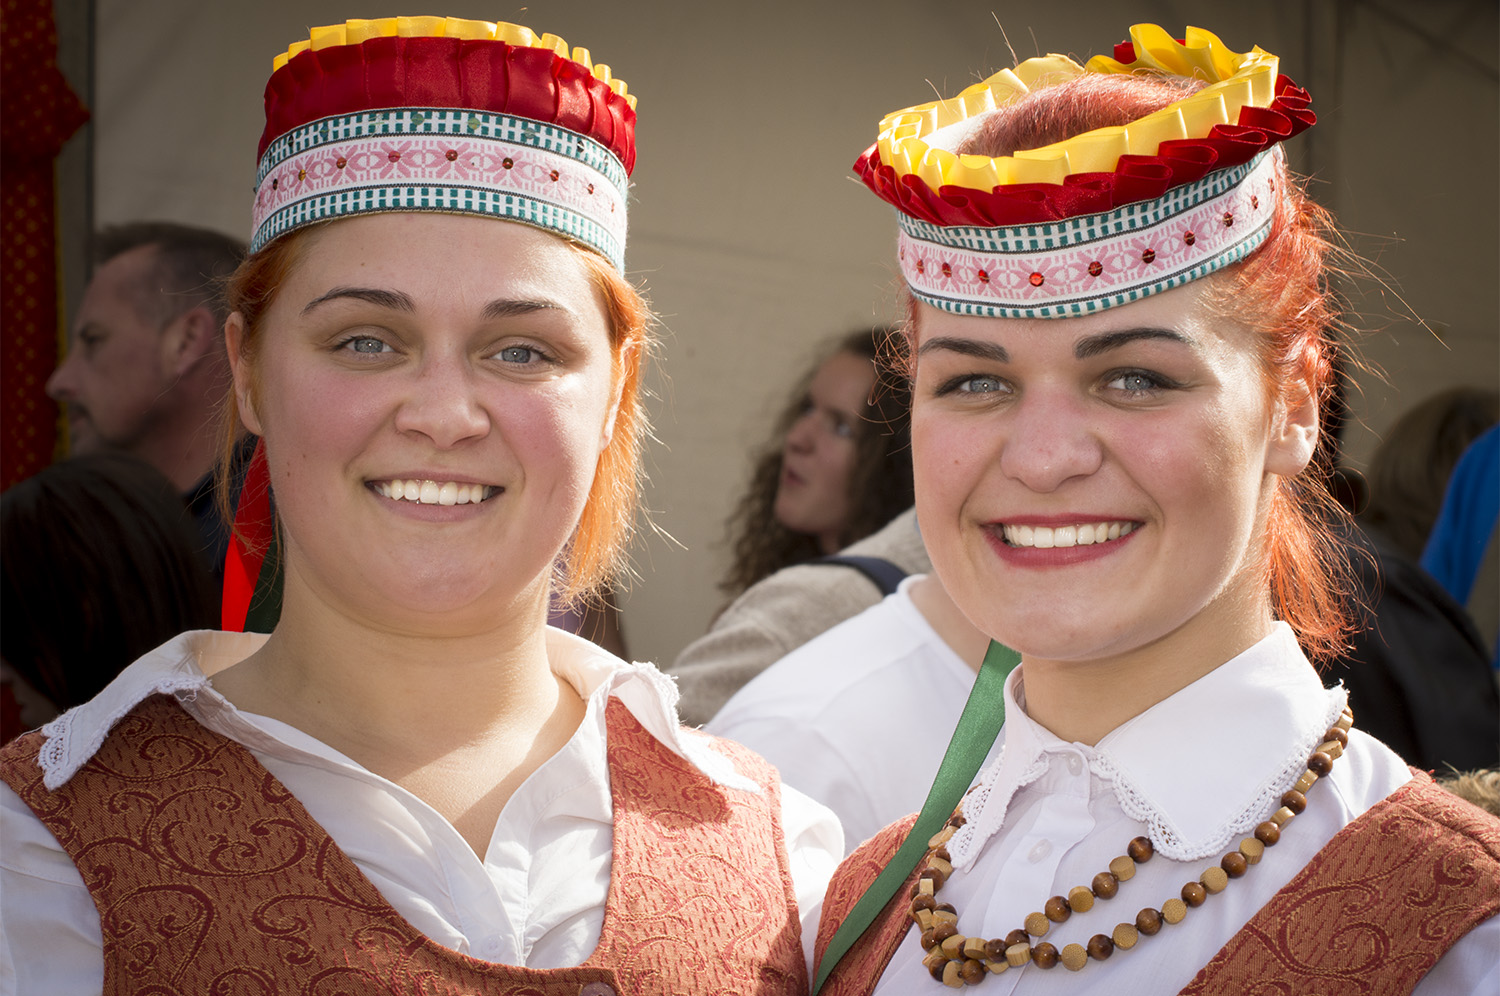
[0,16,841,994]
[810,23,1499,996]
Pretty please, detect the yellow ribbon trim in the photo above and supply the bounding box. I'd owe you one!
[271,16,635,111]
[874,24,1276,190]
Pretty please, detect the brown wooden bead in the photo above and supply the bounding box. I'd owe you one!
[1087,934,1115,960]
[1068,885,1096,913]
[1135,908,1162,935]
[1112,923,1139,949]
[1024,912,1050,937]
[921,928,938,951]
[1161,898,1188,924]
[930,855,955,878]
[1318,740,1344,761]
[914,877,935,898]
[941,959,963,987]
[924,948,948,979]
[1281,789,1307,814]
[1044,895,1072,922]
[1127,836,1155,862]
[1201,866,1229,893]
[931,922,958,946]
[1293,770,1318,793]
[1005,943,1031,967]
[1254,821,1281,846]
[941,933,967,958]
[1221,851,1248,878]
[933,846,951,863]
[1270,805,1297,827]
[1061,943,1088,971]
[912,893,937,913]
[928,825,957,849]
[1181,881,1207,907]
[985,957,1009,975]
[933,910,959,928]
[984,938,1007,961]
[1324,725,1349,747]
[1005,929,1030,948]
[924,867,948,890]
[1093,871,1120,899]
[1032,942,1059,969]
[963,937,987,960]
[914,910,935,932]
[1239,837,1265,864]
[936,903,957,916]
[1109,854,1136,881]
[1307,751,1333,776]
[960,959,986,984]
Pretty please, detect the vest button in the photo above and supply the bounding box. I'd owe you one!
[579,984,617,996]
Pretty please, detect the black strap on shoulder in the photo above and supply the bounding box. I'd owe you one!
[812,554,908,597]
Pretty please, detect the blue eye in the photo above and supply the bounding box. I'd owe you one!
[958,376,1004,394]
[497,345,541,364]
[341,335,391,354]
[1106,371,1168,394]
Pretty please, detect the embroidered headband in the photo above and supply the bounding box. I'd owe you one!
[250,16,637,270]
[855,24,1315,318]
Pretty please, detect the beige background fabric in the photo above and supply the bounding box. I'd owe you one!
[60,0,1498,669]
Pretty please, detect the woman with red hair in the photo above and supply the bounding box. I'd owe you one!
[810,24,1498,995]
[0,16,838,993]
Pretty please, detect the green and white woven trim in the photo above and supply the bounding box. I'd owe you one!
[898,150,1280,319]
[251,109,629,268]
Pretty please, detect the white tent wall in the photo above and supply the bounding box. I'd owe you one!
[66,1,1498,671]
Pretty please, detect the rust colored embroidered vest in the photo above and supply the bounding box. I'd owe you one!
[813,771,1500,996]
[1,695,808,996]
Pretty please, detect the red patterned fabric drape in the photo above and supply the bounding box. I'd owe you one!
[0,0,90,490]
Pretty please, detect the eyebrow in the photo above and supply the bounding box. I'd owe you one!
[917,336,1010,363]
[1073,327,1192,359]
[302,287,563,321]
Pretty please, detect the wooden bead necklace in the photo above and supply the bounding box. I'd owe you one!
[909,705,1355,987]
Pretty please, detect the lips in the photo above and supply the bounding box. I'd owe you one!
[370,479,500,506]
[1001,520,1137,549]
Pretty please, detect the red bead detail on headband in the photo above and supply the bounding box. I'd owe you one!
[941,262,952,278]
[977,269,989,283]
[1222,212,1234,226]
[1088,261,1103,277]
[1184,231,1196,246]
[550,169,560,181]
[916,259,926,275]
[445,149,458,161]
[588,183,595,194]
[1251,195,1259,209]
[503,157,514,169]
[1141,249,1156,264]
[297,168,306,181]
[388,150,401,163]
[271,178,279,189]
[336,156,347,169]
[1029,272,1045,287]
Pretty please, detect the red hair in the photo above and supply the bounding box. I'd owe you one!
[928,72,1358,662]
[217,221,653,605]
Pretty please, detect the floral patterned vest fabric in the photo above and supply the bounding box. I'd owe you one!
[813,771,1500,996]
[0,694,809,996]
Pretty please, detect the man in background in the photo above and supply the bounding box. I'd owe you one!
[46,221,246,575]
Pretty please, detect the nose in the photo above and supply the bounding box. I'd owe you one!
[393,356,490,448]
[45,351,78,402]
[783,410,818,455]
[998,388,1103,493]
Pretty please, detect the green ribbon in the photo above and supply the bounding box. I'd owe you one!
[812,639,1020,993]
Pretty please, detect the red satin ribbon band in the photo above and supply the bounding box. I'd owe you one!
[855,75,1313,229]
[222,440,274,632]
[259,36,636,174]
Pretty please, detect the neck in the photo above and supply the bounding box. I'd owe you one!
[907,573,991,668]
[1019,599,1276,746]
[136,401,228,492]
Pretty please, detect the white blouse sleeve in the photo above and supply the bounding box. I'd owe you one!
[0,781,104,996]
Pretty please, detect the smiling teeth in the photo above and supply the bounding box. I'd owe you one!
[1002,521,1136,549]
[374,479,496,505]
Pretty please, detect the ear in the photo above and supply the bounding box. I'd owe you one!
[1266,374,1319,477]
[600,340,635,449]
[223,312,263,435]
[160,305,218,377]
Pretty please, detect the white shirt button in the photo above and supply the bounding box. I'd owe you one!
[1067,753,1084,776]
[1027,839,1052,863]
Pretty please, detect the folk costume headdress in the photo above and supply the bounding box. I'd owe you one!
[224,16,638,631]
[855,24,1314,319]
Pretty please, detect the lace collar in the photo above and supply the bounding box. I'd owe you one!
[949,623,1347,866]
[35,628,757,794]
